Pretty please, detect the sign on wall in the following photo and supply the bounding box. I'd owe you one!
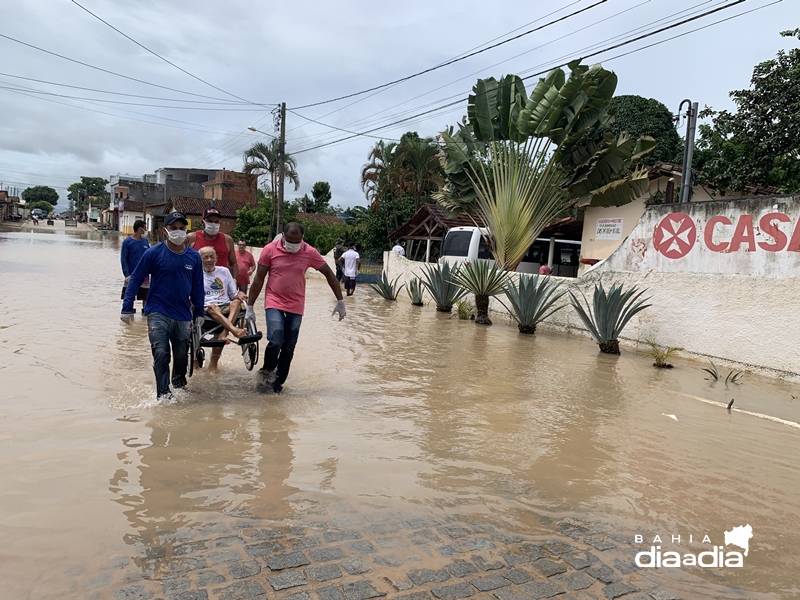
[596,218,623,240]
[597,197,800,277]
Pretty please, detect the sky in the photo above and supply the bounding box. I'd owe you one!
[0,0,796,212]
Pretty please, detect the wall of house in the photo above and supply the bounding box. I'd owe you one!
[119,211,144,235]
[384,195,800,380]
[579,178,744,274]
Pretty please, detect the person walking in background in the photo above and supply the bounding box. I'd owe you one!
[245,222,345,394]
[187,207,238,280]
[333,238,347,283]
[120,219,150,310]
[338,243,361,297]
[121,212,205,401]
[391,238,406,256]
[539,264,552,276]
[235,238,256,293]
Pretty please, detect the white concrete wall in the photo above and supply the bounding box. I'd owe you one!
[385,193,800,381]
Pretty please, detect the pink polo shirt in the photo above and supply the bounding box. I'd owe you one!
[258,239,327,315]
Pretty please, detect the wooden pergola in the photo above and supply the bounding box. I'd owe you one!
[389,204,583,263]
[389,204,485,262]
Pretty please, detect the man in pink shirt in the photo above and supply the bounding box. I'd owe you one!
[245,222,346,393]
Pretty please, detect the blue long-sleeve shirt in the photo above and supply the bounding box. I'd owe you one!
[120,235,151,277]
[122,242,204,321]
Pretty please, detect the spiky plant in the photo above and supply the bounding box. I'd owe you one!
[369,272,404,301]
[449,260,509,325]
[455,299,474,320]
[702,360,720,380]
[569,282,651,354]
[643,338,683,368]
[419,262,467,312]
[504,274,567,334]
[407,277,424,306]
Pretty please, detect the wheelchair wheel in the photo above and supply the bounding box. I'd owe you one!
[242,340,259,371]
[188,331,195,377]
[196,347,205,368]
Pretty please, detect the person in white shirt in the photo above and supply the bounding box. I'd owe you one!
[200,247,248,369]
[337,244,361,297]
[391,238,406,256]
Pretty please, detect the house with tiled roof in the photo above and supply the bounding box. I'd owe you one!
[164,197,250,235]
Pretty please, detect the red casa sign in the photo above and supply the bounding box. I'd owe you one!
[654,212,800,259]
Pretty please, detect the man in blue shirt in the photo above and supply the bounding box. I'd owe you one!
[122,212,205,401]
[120,219,151,309]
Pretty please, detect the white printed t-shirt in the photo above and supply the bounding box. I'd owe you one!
[392,245,405,256]
[341,249,360,277]
[203,266,237,307]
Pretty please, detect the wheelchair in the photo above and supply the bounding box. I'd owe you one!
[188,307,262,376]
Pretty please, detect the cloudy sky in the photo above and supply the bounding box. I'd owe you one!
[0,0,794,211]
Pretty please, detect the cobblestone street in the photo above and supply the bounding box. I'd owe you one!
[96,510,689,600]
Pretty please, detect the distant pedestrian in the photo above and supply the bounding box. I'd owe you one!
[539,264,552,276]
[245,222,345,394]
[235,238,256,293]
[391,238,406,256]
[338,243,361,296]
[121,212,205,401]
[120,219,151,309]
[333,238,347,282]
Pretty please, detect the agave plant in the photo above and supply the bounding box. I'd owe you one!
[419,262,467,312]
[369,272,404,301]
[407,277,424,306]
[569,282,651,354]
[504,274,567,334]
[643,338,683,368]
[449,260,509,325]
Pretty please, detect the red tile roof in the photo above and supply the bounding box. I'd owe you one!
[296,212,346,226]
[167,196,251,218]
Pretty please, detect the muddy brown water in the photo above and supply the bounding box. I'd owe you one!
[1,228,799,599]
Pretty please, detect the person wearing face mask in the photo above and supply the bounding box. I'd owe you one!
[186,207,238,281]
[121,212,205,401]
[120,219,151,310]
[246,222,346,394]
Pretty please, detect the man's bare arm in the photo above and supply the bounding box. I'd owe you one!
[320,265,343,301]
[248,264,268,307]
[226,235,238,280]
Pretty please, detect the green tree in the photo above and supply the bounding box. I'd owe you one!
[607,95,682,165]
[27,200,55,214]
[694,29,800,192]
[232,189,300,247]
[309,181,332,213]
[437,63,655,270]
[242,140,300,237]
[67,176,110,213]
[21,186,59,208]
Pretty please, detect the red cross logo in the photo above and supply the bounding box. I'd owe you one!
[654,212,697,259]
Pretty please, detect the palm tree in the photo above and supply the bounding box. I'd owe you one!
[395,137,443,209]
[360,140,400,211]
[243,140,300,237]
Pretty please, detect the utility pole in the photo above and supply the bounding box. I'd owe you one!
[277,102,286,235]
[142,177,147,234]
[678,99,698,204]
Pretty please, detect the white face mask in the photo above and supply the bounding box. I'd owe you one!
[142,230,148,238]
[166,229,187,245]
[204,222,220,235]
[283,237,302,253]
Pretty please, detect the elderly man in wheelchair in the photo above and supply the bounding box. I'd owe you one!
[198,246,261,371]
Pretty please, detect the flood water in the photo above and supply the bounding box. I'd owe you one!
[1,228,799,599]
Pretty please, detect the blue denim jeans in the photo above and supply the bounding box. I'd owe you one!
[147,312,191,397]
[263,308,303,387]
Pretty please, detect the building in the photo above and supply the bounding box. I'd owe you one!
[577,162,778,273]
[111,168,256,235]
[0,190,24,220]
[117,200,167,235]
[202,170,257,204]
[163,197,249,235]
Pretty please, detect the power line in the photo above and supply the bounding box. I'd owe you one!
[0,72,250,104]
[0,32,247,102]
[286,109,398,141]
[288,0,723,151]
[289,0,764,155]
[284,0,588,136]
[0,87,249,137]
[290,0,610,110]
[70,0,275,109]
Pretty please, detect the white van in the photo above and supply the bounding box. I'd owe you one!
[439,226,582,277]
